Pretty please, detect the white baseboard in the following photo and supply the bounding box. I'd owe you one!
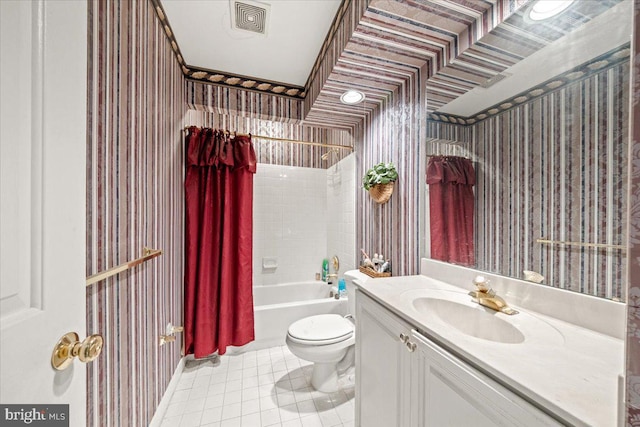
[149,356,186,427]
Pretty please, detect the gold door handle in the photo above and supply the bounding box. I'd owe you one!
[51,332,104,370]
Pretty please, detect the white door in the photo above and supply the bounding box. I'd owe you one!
[1,1,88,425]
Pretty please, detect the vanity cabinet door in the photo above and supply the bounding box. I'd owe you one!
[409,330,562,427]
[356,291,413,427]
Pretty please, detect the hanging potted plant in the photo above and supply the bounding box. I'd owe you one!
[363,162,398,204]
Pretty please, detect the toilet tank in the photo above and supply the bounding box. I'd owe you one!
[343,269,370,315]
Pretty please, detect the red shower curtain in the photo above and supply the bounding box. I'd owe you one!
[184,127,256,357]
[427,156,476,266]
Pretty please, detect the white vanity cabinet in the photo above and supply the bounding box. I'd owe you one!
[409,330,562,426]
[356,291,562,427]
[355,289,413,427]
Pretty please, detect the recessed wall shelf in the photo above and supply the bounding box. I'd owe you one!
[86,247,163,286]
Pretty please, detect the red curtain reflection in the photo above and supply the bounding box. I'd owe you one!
[184,127,256,357]
[426,156,475,267]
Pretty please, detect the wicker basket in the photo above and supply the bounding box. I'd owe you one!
[359,265,391,278]
[369,182,395,204]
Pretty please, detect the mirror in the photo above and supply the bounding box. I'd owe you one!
[425,1,630,302]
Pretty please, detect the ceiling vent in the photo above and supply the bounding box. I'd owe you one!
[230,0,270,36]
[478,72,512,89]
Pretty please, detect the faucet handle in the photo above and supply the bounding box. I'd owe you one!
[473,275,491,293]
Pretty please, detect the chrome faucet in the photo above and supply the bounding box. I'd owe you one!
[468,276,518,315]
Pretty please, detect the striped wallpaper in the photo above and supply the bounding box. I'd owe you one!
[356,75,426,276]
[86,0,186,425]
[428,61,629,300]
[426,0,624,112]
[186,80,303,123]
[80,0,640,422]
[186,110,353,169]
[625,0,640,422]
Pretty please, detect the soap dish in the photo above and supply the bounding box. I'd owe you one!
[523,270,544,283]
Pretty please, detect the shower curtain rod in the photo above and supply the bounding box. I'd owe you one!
[427,154,471,159]
[184,127,353,152]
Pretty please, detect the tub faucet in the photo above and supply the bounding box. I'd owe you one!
[468,276,518,315]
[327,273,338,284]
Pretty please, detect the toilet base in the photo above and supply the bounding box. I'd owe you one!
[311,361,339,393]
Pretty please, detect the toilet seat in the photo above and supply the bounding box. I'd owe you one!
[287,314,354,346]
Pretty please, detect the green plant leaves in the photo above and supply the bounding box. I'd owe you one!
[362,162,398,190]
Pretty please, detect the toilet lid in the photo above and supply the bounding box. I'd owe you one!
[288,314,354,344]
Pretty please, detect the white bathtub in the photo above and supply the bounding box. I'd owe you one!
[248,281,348,351]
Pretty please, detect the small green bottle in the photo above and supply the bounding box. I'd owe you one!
[322,258,329,281]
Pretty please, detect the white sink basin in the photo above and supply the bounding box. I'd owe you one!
[401,289,564,346]
[412,296,525,344]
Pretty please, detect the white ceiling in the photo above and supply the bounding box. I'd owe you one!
[160,0,342,87]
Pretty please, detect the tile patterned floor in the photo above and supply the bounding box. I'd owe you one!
[160,345,355,427]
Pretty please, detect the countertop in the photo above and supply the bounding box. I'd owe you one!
[355,274,624,427]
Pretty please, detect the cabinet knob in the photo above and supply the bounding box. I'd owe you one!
[406,341,417,352]
[399,332,409,343]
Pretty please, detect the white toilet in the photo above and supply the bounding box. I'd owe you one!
[285,269,369,393]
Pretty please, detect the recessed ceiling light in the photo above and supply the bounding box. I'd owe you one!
[340,90,365,105]
[527,0,574,21]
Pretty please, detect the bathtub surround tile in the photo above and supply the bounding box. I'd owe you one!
[161,345,354,426]
[327,155,357,274]
[252,163,330,288]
